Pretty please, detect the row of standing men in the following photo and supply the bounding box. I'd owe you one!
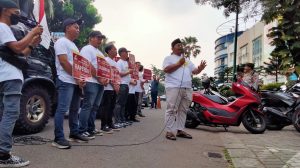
[52,18,152,149]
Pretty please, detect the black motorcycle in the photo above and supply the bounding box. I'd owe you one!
[261,83,300,131]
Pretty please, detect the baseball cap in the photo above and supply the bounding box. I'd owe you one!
[118,47,131,55]
[62,18,83,31]
[0,0,19,9]
[89,31,106,39]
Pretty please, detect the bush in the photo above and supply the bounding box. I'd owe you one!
[219,85,235,97]
[260,83,284,91]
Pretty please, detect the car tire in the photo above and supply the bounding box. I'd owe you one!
[14,85,52,134]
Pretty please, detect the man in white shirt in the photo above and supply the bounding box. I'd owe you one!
[163,38,206,141]
[126,79,138,122]
[135,62,146,117]
[0,1,43,167]
[52,18,89,149]
[113,47,132,127]
[78,31,108,137]
[101,44,121,131]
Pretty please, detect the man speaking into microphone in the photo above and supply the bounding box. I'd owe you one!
[163,38,206,141]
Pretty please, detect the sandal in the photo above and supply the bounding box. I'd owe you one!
[176,130,193,139]
[165,132,176,140]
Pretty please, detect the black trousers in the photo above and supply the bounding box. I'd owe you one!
[125,93,137,120]
[101,90,116,128]
[151,91,158,108]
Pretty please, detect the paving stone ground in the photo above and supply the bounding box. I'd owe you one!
[216,125,300,168]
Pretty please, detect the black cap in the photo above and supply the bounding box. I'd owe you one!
[0,0,19,8]
[118,47,130,55]
[62,18,83,31]
[89,30,106,39]
[171,38,182,48]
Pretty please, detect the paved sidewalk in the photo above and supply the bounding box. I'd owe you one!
[218,126,300,168]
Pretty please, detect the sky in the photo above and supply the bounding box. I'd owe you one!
[93,0,258,77]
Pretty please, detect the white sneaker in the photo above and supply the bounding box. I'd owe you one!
[0,155,30,168]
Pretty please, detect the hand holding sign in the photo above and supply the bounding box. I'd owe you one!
[72,52,92,86]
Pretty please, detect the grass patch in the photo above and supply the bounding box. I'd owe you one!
[223,148,235,168]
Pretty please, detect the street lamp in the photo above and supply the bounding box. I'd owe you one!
[233,0,239,81]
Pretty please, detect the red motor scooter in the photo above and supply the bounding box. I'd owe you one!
[185,79,266,134]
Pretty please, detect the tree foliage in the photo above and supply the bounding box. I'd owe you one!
[224,66,233,82]
[47,0,102,48]
[181,36,201,58]
[192,77,202,88]
[263,56,282,82]
[151,65,165,80]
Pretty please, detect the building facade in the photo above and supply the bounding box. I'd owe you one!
[214,32,243,76]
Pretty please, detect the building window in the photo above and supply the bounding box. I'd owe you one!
[240,44,248,64]
[252,36,262,67]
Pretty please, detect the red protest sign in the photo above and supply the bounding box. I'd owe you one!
[73,52,92,80]
[143,68,152,80]
[96,56,111,79]
[131,66,139,80]
[111,66,121,85]
[128,54,135,69]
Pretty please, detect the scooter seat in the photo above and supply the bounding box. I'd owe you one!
[203,94,228,105]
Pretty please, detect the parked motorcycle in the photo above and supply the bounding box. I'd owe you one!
[185,79,266,134]
[261,83,300,131]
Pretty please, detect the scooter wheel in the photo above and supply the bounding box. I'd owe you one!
[292,109,300,132]
[242,110,266,134]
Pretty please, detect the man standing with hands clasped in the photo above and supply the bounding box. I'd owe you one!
[163,38,206,141]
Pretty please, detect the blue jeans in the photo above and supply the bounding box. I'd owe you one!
[0,79,22,154]
[54,79,81,141]
[79,82,104,133]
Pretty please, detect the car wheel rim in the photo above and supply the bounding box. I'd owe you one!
[26,95,45,123]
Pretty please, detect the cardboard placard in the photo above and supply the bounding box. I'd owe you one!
[96,56,111,79]
[128,54,135,70]
[111,66,121,85]
[72,52,92,80]
[143,68,152,80]
[131,65,139,80]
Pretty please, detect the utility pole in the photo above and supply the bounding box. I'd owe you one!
[233,0,239,81]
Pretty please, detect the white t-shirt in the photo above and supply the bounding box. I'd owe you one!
[80,45,105,84]
[0,23,23,83]
[129,83,136,94]
[117,59,131,85]
[104,56,117,91]
[135,72,144,92]
[162,54,196,88]
[54,37,79,84]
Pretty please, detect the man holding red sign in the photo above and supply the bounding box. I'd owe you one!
[78,31,108,138]
[52,18,88,149]
[100,44,122,132]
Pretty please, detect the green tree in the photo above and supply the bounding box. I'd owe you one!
[181,36,201,58]
[192,77,202,88]
[262,0,300,66]
[224,66,233,82]
[158,83,165,96]
[263,56,282,82]
[48,0,102,48]
[151,65,165,80]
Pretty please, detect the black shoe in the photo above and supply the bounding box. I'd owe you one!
[138,113,145,117]
[0,155,30,167]
[109,124,121,131]
[101,126,113,134]
[52,139,71,149]
[68,134,89,143]
[81,132,95,140]
[132,119,140,122]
